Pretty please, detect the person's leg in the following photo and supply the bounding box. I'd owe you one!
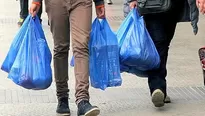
[70,0,100,115]
[45,0,70,115]
[18,0,28,26]
[19,0,28,19]
[144,13,177,107]
[144,0,186,107]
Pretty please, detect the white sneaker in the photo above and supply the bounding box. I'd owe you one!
[164,95,171,103]
[107,0,113,5]
[151,89,165,107]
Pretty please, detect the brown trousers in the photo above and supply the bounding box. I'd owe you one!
[45,0,92,104]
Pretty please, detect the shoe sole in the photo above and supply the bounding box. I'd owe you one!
[80,107,100,116]
[152,89,165,107]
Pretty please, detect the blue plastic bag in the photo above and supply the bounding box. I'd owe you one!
[89,18,122,90]
[70,56,74,67]
[116,9,160,77]
[2,15,52,90]
[1,16,31,73]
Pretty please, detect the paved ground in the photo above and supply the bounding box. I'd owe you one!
[1,0,205,116]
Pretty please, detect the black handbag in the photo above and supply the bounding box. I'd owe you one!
[137,0,172,14]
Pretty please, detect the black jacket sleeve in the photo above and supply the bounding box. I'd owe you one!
[93,0,104,6]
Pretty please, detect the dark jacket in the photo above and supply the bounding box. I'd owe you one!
[124,0,199,34]
[33,0,104,6]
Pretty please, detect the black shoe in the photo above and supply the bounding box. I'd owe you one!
[56,97,70,116]
[77,100,100,116]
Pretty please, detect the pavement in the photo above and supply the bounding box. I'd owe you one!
[1,0,205,116]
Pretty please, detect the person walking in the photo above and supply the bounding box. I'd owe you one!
[127,0,199,107]
[29,0,105,115]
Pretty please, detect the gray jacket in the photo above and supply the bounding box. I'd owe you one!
[124,0,199,34]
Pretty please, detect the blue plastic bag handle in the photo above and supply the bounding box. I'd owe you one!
[118,8,141,48]
[89,18,111,52]
[89,18,100,56]
[101,19,111,30]
[132,8,141,23]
